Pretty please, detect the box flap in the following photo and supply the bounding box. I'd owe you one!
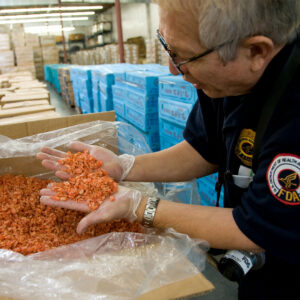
[0,111,116,139]
[135,273,214,300]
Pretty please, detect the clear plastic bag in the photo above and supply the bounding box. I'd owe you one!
[0,120,209,299]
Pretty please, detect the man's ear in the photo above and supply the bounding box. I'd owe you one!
[242,36,275,72]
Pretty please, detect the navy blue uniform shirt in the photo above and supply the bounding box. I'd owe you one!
[184,38,300,299]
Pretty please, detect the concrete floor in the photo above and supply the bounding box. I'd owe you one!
[47,83,238,299]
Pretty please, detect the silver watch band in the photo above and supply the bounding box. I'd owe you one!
[142,197,160,228]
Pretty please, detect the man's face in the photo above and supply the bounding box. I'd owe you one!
[159,10,259,98]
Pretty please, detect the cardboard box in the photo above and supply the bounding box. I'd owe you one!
[0,50,14,67]
[1,99,49,110]
[0,111,60,125]
[0,111,214,299]
[0,104,55,119]
[1,93,49,104]
[0,33,10,51]
[0,111,116,139]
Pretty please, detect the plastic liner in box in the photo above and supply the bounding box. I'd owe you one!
[0,120,209,300]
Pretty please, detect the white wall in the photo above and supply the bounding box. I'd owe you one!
[110,3,159,42]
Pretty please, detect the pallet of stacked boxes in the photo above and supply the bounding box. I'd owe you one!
[111,64,143,118]
[120,69,171,152]
[91,64,116,113]
[158,75,224,206]
[58,67,75,107]
[112,64,171,151]
[97,64,139,113]
[0,33,15,75]
[0,73,58,125]
[15,44,36,78]
[158,75,197,148]
[70,66,97,114]
[158,75,198,204]
[44,64,66,93]
[98,66,117,112]
[25,33,44,81]
[40,36,59,65]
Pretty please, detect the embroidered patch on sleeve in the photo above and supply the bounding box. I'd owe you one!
[267,154,300,205]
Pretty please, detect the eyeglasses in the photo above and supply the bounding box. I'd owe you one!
[156,29,228,75]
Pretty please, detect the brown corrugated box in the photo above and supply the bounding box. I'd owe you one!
[0,33,10,51]
[0,104,55,119]
[0,111,214,299]
[1,93,49,104]
[0,111,60,125]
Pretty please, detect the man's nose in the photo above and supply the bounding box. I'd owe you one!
[168,60,181,75]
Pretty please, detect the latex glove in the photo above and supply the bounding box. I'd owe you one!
[40,185,142,235]
[36,141,135,181]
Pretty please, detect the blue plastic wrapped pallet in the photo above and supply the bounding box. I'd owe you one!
[125,71,163,94]
[160,135,179,150]
[197,175,224,207]
[126,85,159,114]
[91,65,117,112]
[97,64,135,86]
[139,130,160,152]
[44,65,52,82]
[100,91,113,112]
[159,97,194,127]
[159,75,198,104]
[112,64,140,84]
[125,104,158,132]
[159,118,184,144]
[143,64,171,74]
[99,81,113,98]
[112,83,128,101]
[92,86,101,113]
[115,114,127,123]
[112,96,125,118]
[69,66,96,113]
[78,77,93,114]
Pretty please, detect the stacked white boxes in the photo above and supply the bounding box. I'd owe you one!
[0,33,15,75]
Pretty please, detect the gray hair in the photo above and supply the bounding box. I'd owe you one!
[153,0,300,62]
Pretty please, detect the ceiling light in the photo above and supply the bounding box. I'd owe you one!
[0,12,95,20]
[25,25,75,34]
[0,17,89,24]
[0,6,103,14]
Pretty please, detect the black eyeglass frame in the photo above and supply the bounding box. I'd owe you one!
[156,29,228,75]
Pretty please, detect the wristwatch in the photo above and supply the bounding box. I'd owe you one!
[142,197,160,228]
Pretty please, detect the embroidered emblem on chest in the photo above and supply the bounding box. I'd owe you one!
[235,129,256,167]
[267,154,300,205]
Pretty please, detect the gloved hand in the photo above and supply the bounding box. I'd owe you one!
[40,185,142,234]
[36,141,135,181]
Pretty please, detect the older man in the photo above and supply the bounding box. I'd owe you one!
[38,1,300,298]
